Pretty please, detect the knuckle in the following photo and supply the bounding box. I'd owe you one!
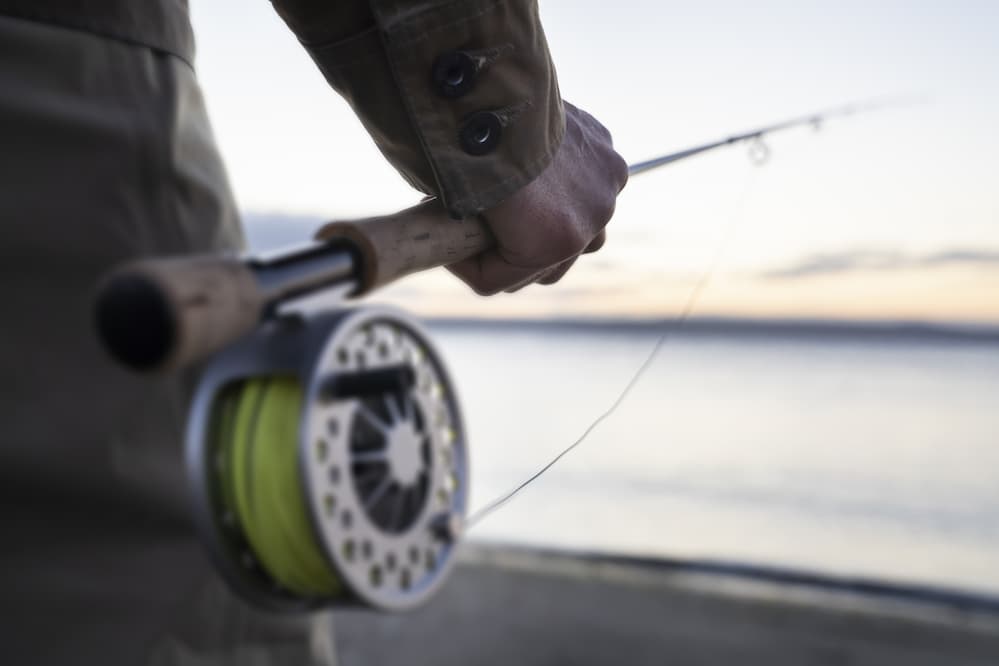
[597,121,614,144]
[562,225,591,257]
[542,272,566,286]
[545,213,588,259]
[586,232,607,254]
[615,153,630,189]
[458,271,503,297]
[471,282,503,297]
[599,195,617,225]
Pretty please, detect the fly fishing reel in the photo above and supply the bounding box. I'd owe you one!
[185,306,467,612]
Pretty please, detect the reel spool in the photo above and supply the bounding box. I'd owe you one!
[186,306,467,612]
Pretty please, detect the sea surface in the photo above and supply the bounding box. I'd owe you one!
[423,320,999,597]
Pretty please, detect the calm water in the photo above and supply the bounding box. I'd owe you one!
[426,322,999,596]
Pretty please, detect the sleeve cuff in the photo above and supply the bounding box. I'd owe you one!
[301,0,565,218]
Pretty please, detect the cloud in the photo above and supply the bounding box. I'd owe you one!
[762,248,999,280]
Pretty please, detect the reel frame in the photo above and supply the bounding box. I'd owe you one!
[185,306,468,612]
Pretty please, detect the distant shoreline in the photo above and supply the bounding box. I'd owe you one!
[424,315,999,345]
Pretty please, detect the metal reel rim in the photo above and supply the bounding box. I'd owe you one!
[300,305,469,612]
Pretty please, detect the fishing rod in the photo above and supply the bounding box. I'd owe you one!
[627,97,905,175]
[93,98,906,615]
[96,99,901,373]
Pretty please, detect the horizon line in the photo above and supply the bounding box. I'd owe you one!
[420,314,999,342]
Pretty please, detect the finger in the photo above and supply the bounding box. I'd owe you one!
[537,256,579,285]
[614,152,630,193]
[502,269,548,293]
[446,250,540,296]
[583,230,606,254]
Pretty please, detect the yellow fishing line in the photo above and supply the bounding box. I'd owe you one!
[217,377,342,598]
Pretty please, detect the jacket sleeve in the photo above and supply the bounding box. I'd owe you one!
[271,0,565,219]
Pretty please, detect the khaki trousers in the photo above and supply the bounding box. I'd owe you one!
[0,15,335,665]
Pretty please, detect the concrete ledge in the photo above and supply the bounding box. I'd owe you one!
[332,544,999,665]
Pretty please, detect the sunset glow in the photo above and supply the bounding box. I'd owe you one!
[192,1,999,324]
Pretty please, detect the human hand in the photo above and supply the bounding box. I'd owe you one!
[446,102,628,295]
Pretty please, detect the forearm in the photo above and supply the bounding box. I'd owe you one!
[270,0,565,219]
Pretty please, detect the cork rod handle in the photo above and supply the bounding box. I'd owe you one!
[316,198,492,294]
[94,199,493,372]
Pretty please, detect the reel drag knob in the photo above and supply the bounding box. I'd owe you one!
[187,308,467,612]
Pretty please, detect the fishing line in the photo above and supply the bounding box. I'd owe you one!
[119,99,911,612]
[465,98,913,527]
[219,376,345,597]
[466,167,761,529]
[187,100,906,608]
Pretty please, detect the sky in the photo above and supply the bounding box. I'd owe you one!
[189,1,999,323]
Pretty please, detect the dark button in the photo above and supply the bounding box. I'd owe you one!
[459,111,502,156]
[432,51,477,99]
